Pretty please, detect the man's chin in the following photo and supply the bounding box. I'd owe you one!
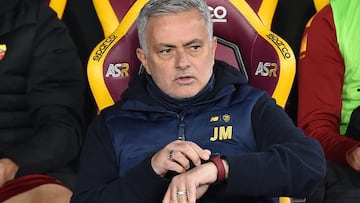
[171,91,200,100]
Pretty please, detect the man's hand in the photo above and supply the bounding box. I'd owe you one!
[348,147,360,171]
[151,140,211,177]
[0,158,19,187]
[162,161,219,203]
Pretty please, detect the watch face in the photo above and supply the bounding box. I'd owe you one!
[210,153,221,158]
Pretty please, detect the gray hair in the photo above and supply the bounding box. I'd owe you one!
[137,0,213,54]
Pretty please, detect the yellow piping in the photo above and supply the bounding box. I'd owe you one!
[93,0,120,37]
[229,0,295,108]
[258,0,278,28]
[88,0,149,110]
[49,0,67,19]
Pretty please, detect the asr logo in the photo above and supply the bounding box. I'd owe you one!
[105,63,129,78]
[254,62,278,77]
[209,114,232,141]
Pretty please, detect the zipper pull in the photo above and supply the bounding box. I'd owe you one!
[178,121,186,140]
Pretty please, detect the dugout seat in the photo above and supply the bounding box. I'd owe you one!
[93,0,278,37]
[88,0,295,110]
[87,0,296,202]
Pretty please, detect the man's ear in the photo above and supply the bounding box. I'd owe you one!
[211,36,218,57]
[136,48,150,74]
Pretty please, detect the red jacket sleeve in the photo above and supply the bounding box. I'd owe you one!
[297,5,360,165]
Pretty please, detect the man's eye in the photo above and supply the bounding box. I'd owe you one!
[160,48,171,54]
[191,45,201,50]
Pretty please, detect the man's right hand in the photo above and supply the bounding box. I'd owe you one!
[151,140,211,177]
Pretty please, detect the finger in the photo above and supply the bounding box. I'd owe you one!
[167,158,188,174]
[175,190,188,203]
[167,179,187,203]
[168,150,191,171]
[168,150,175,160]
[187,142,211,158]
[186,185,196,203]
[181,142,211,166]
[171,141,206,164]
[162,189,172,203]
[166,141,210,170]
[151,148,187,176]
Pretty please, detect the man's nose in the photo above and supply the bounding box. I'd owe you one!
[175,48,190,69]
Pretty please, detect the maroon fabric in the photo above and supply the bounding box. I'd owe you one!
[0,174,65,202]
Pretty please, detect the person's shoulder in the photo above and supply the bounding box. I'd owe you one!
[10,0,54,24]
[231,83,267,106]
[97,101,124,121]
[17,0,43,12]
[309,4,333,28]
[20,0,60,20]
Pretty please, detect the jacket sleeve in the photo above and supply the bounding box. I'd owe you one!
[297,5,360,165]
[71,115,170,203]
[224,94,326,198]
[3,2,85,178]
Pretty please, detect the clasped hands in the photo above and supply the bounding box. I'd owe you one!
[151,140,220,203]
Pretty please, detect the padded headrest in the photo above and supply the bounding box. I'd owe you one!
[88,0,295,111]
[93,0,278,36]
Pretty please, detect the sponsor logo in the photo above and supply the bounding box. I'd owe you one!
[210,114,231,123]
[105,63,129,78]
[0,44,7,61]
[210,116,220,122]
[222,114,231,122]
[266,33,291,59]
[255,62,278,77]
[93,34,117,62]
[209,6,227,23]
[209,114,232,141]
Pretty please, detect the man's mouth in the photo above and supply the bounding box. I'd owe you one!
[176,75,194,84]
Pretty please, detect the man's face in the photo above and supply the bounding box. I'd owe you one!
[136,8,217,99]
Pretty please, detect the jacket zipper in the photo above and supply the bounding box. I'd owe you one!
[178,117,186,141]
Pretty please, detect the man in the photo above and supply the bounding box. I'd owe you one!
[71,0,325,202]
[298,0,360,202]
[0,0,85,202]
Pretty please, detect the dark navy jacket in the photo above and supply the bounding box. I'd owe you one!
[71,61,325,203]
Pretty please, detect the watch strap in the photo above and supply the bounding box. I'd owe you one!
[209,154,225,183]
